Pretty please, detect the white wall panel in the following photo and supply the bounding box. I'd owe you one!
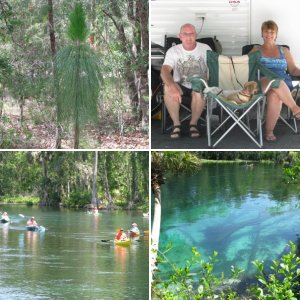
[250,0,300,65]
[151,0,250,56]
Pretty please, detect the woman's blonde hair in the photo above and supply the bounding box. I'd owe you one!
[261,20,278,33]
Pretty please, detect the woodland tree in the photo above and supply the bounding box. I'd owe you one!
[55,3,101,149]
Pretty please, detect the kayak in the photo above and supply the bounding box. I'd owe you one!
[1,218,10,224]
[26,226,46,232]
[114,239,131,246]
[27,226,39,231]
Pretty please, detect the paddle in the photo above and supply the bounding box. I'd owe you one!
[19,214,25,218]
[101,239,113,243]
[115,228,149,234]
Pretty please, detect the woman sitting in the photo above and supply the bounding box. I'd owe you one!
[250,20,300,141]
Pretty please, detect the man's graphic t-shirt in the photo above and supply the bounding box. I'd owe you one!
[163,42,211,89]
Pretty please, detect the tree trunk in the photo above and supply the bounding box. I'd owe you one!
[74,119,80,149]
[151,184,161,283]
[101,153,113,209]
[103,3,140,118]
[91,151,100,208]
[19,95,24,126]
[40,153,50,206]
[127,152,139,209]
[47,0,62,149]
[48,0,56,56]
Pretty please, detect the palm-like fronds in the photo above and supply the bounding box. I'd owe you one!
[68,3,88,42]
[55,44,100,127]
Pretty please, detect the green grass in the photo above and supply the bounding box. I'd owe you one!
[0,196,40,205]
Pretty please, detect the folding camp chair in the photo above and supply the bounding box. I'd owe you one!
[242,44,300,134]
[191,51,282,148]
[160,36,217,134]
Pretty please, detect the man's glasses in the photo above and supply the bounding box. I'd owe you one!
[180,32,196,37]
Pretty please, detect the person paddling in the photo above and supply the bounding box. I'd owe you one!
[115,228,128,241]
[129,223,140,237]
[0,212,10,223]
[27,217,38,227]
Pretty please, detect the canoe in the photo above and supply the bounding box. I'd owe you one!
[1,218,10,224]
[114,239,131,246]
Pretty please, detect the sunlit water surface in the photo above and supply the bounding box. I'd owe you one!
[0,207,149,300]
[158,163,300,279]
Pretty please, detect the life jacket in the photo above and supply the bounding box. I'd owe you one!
[115,231,122,240]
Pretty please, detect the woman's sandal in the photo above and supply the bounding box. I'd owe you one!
[293,110,300,120]
[170,125,181,139]
[265,132,277,142]
[189,124,200,138]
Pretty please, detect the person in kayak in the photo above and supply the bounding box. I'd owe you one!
[1,212,10,223]
[129,223,140,236]
[27,217,38,227]
[115,228,128,241]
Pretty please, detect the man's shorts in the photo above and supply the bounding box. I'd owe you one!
[177,83,204,106]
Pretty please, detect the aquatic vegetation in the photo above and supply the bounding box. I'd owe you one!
[153,242,300,299]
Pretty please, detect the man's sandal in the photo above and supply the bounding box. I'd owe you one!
[170,125,181,139]
[189,124,200,138]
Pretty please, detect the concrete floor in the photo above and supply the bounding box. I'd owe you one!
[151,116,300,150]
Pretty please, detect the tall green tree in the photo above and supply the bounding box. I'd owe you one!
[55,3,101,148]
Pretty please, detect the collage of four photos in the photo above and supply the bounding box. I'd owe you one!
[1,0,300,299]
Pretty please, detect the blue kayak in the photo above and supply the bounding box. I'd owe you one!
[26,226,46,232]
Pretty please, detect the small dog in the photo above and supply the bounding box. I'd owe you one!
[225,81,259,105]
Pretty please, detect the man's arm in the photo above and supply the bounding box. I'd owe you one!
[160,65,182,103]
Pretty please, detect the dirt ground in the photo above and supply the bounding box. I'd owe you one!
[0,99,149,149]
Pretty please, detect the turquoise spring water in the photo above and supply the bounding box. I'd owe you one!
[158,163,300,279]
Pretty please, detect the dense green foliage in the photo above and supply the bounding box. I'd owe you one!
[153,247,242,300]
[0,0,148,148]
[153,242,300,300]
[252,241,300,299]
[283,156,300,184]
[0,151,148,209]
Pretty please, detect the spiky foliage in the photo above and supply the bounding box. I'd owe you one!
[68,3,88,42]
[55,44,100,127]
[55,3,101,148]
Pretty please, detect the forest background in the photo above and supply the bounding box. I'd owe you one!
[0,151,149,211]
[0,0,148,149]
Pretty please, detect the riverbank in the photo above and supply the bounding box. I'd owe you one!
[0,196,148,212]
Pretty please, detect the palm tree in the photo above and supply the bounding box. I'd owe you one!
[55,3,101,148]
[151,151,201,282]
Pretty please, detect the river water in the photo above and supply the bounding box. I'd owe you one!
[158,163,300,279]
[0,206,149,299]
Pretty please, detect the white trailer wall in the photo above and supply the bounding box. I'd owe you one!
[250,0,300,65]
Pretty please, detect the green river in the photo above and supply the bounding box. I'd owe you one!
[158,163,300,281]
[0,206,149,299]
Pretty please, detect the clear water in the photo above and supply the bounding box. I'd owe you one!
[0,206,149,300]
[158,163,300,278]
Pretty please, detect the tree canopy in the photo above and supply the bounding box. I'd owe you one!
[0,151,149,210]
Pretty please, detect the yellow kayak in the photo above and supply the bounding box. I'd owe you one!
[114,239,131,246]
